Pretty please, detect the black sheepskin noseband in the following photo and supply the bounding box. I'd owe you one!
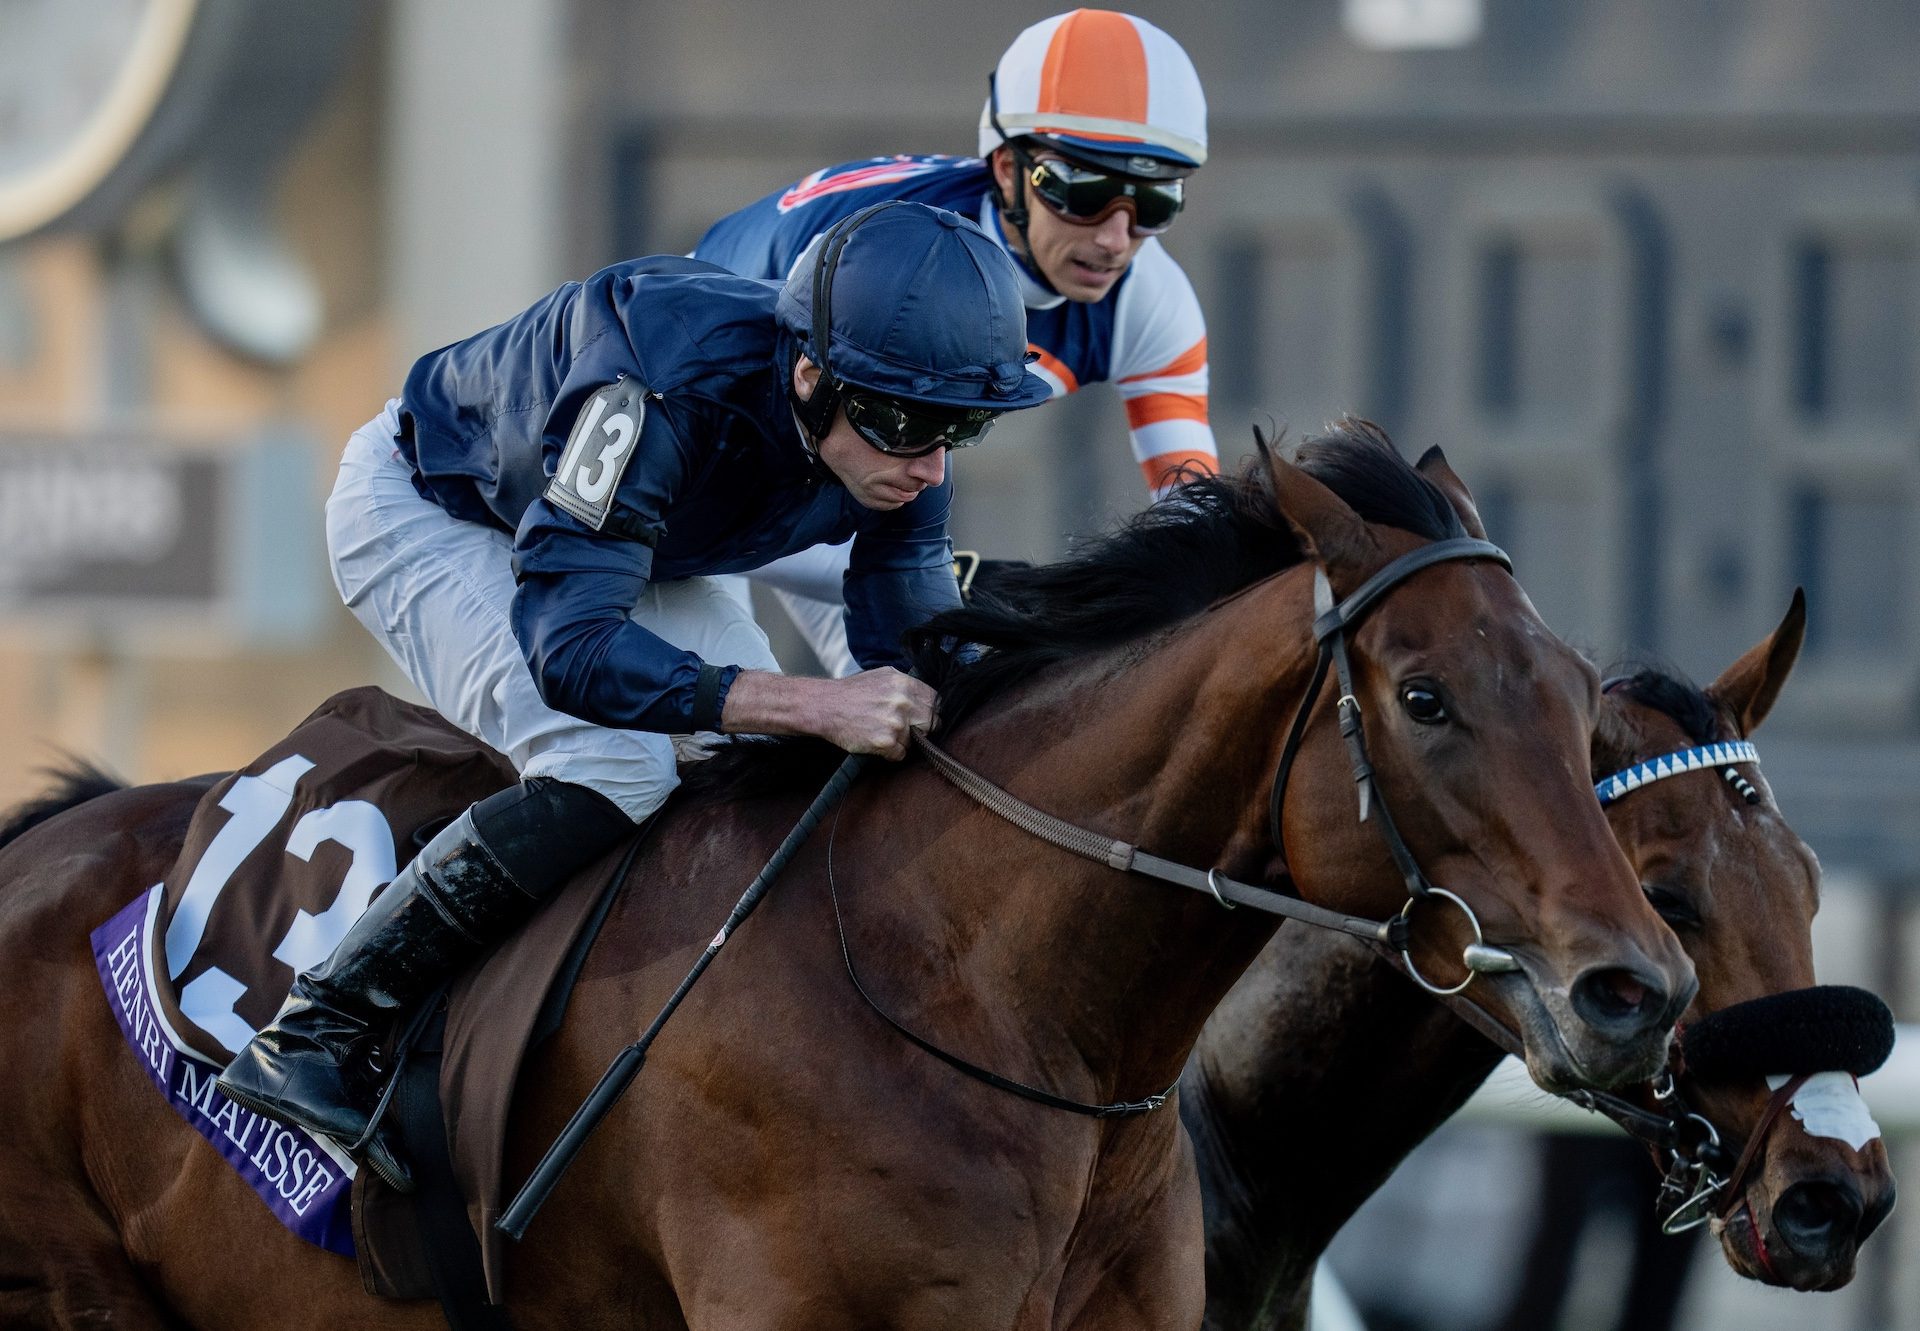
[1678,984,1895,1082]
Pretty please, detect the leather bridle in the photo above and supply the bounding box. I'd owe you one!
[1407,971,1741,1233]
[851,536,1864,1241]
[1424,732,1843,1235]
[836,536,1526,1116]
[1266,537,1522,995]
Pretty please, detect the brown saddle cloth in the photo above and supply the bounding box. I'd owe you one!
[157,686,517,1067]
[157,686,623,1303]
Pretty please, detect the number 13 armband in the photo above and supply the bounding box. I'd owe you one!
[545,379,650,534]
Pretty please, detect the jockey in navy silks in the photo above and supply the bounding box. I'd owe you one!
[217,202,1052,1191]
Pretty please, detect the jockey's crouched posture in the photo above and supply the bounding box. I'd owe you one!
[216,201,1052,1191]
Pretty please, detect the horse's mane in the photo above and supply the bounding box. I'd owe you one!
[908,417,1467,728]
[0,759,125,853]
[1602,664,1726,750]
[678,418,1465,803]
[675,736,845,805]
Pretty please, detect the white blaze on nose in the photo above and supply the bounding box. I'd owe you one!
[1767,1071,1882,1151]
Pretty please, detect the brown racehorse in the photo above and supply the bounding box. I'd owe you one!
[1190,590,1898,1330]
[0,424,1694,1329]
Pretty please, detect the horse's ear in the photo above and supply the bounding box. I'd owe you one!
[1705,588,1807,737]
[1263,443,1383,590]
[1414,445,1488,540]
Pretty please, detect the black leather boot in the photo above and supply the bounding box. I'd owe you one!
[216,778,634,1192]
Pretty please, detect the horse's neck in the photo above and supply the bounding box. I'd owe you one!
[1187,928,1503,1327]
[852,585,1312,1106]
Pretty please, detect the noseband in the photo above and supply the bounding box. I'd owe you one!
[1444,736,1895,1234]
[1643,981,1892,1232]
[1433,738,1758,1231]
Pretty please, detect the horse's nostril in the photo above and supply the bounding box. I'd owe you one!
[1570,967,1666,1035]
[1603,972,1647,1010]
[1773,1180,1865,1253]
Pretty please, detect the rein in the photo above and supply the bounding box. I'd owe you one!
[829,538,1518,1118]
[911,733,1416,947]
[827,806,1176,1117]
[825,736,1422,1120]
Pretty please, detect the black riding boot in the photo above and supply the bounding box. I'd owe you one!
[215,777,633,1192]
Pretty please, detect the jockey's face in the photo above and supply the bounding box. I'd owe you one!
[991,146,1148,302]
[794,357,949,510]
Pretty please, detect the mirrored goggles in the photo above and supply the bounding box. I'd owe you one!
[1024,155,1185,236]
[842,391,1000,458]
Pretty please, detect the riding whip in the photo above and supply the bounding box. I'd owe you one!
[497,751,869,1239]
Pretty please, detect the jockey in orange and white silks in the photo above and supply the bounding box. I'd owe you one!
[696,10,1214,674]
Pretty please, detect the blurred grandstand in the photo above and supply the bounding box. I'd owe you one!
[1,3,1914,1326]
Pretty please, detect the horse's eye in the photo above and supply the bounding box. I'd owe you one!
[1644,884,1702,929]
[1401,685,1448,724]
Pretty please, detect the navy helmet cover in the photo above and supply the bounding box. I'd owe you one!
[775,200,1053,413]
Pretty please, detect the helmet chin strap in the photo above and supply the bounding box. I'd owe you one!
[788,203,895,449]
[986,74,1057,297]
[992,152,1057,295]
[788,344,840,449]
[785,354,840,485]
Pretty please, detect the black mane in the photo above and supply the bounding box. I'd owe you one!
[680,419,1466,803]
[1604,665,1725,745]
[674,735,845,806]
[908,417,1465,728]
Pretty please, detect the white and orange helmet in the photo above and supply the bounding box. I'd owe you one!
[978,9,1207,178]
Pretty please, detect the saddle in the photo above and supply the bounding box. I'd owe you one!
[96,686,629,1315]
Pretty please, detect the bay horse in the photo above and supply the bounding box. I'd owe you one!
[1189,587,1898,1329]
[0,424,1693,1329]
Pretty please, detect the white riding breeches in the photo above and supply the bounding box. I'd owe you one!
[325,402,780,822]
[745,542,859,678]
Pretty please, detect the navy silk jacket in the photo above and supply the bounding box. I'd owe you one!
[395,256,958,733]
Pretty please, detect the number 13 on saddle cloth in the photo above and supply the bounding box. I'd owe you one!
[89,687,520,1256]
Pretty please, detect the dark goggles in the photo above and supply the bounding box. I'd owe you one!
[842,389,1000,457]
[1023,154,1186,236]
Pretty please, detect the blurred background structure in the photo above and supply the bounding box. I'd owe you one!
[1,2,1915,1327]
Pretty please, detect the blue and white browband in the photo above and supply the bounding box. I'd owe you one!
[1594,741,1761,807]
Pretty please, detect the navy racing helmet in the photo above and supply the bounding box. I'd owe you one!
[777,200,1054,443]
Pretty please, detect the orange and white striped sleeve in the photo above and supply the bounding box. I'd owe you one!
[1111,240,1217,496]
